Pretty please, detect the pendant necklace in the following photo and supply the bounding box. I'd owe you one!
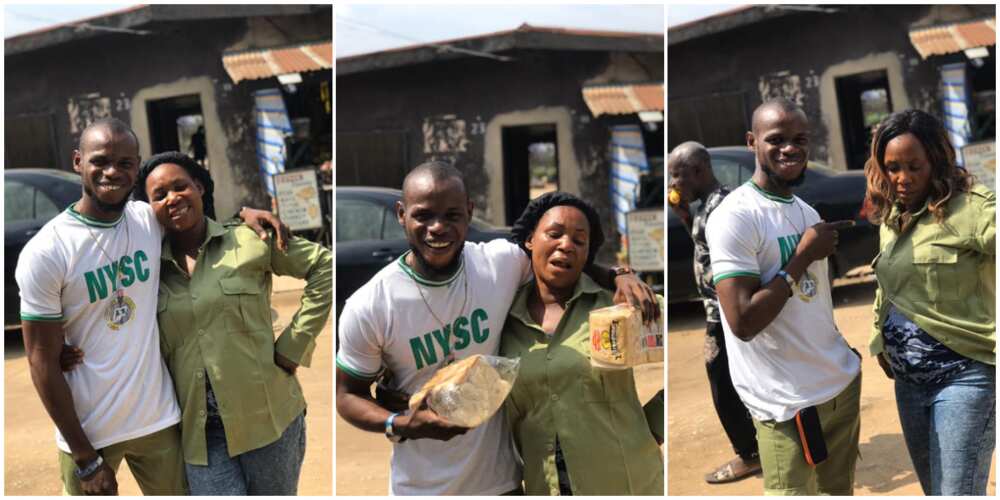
[409,256,468,367]
[772,195,818,300]
[86,214,135,330]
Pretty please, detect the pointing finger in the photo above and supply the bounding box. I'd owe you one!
[828,220,856,230]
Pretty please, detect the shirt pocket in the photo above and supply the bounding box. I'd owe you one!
[219,275,267,332]
[911,243,959,303]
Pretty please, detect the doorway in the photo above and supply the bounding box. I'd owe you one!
[146,94,205,161]
[835,70,892,170]
[501,123,558,225]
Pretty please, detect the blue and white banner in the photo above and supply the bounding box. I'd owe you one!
[254,89,291,195]
[609,124,649,235]
[939,63,970,164]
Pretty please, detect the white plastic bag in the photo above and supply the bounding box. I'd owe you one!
[408,354,520,427]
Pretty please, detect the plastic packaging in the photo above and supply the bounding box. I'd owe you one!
[589,304,664,369]
[408,354,520,427]
[668,188,682,206]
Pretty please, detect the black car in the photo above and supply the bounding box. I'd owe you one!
[667,147,878,303]
[5,169,83,329]
[336,186,511,314]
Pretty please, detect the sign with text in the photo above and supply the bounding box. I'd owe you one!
[962,140,996,191]
[625,209,664,272]
[274,169,322,231]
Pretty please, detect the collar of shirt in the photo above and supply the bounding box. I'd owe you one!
[160,217,227,264]
[507,273,604,333]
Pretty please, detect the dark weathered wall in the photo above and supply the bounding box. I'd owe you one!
[337,49,662,260]
[667,5,991,169]
[6,9,331,216]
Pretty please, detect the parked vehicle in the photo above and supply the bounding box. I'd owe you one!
[336,186,511,315]
[667,146,878,304]
[5,169,82,330]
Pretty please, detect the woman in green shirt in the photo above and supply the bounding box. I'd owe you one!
[500,192,663,495]
[864,109,995,495]
[134,152,332,495]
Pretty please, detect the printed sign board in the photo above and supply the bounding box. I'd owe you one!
[274,169,322,231]
[961,140,996,191]
[625,209,664,272]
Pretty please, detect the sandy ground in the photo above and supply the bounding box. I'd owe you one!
[667,279,996,496]
[335,361,664,495]
[5,277,333,495]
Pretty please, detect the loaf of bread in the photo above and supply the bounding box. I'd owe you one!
[589,304,664,369]
[408,354,518,427]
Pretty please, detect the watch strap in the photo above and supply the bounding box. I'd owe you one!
[74,454,104,479]
[776,270,795,297]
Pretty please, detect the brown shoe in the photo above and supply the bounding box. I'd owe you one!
[704,456,762,484]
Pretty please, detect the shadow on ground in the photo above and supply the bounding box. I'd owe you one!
[855,433,920,493]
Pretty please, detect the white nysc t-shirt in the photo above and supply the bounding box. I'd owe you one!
[337,239,532,496]
[15,201,181,452]
[706,183,860,423]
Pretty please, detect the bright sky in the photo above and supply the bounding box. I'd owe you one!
[336,4,664,58]
[5,4,128,38]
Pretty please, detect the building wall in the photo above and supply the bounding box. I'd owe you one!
[667,5,992,170]
[5,10,331,218]
[336,49,662,260]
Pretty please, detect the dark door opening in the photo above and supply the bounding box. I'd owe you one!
[502,124,558,225]
[835,70,892,170]
[146,94,204,160]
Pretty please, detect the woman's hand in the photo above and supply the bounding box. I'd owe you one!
[59,344,84,372]
[612,273,660,324]
[876,352,894,379]
[274,351,299,375]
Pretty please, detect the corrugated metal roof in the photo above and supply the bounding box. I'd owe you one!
[909,18,996,59]
[222,41,332,84]
[581,83,664,117]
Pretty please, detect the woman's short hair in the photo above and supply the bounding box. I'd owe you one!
[134,151,216,219]
[510,191,605,268]
[863,109,972,227]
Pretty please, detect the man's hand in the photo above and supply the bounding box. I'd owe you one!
[795,220,855,263]
[59,345,84,372]
[79,460,117,495]
[395,400,470,441]
[612,272,661,324]
[240,207,291,252]
[877,352,894,379]
[274,351,299,375]
[375,370,411,413]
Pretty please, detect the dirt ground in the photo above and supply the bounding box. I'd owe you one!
[335,362,664,495]
[4,279,333,495]
[667,278,996,496]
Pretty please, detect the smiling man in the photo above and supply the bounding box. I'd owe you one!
[15,118,287,496]
[335,161,657,495]
[705,100,862,495]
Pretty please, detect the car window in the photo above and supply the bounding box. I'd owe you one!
[5,180,35,224]
[710,157,746,188]
[336,198,383,242]
[35,189,60,220]
[382,209,405,240]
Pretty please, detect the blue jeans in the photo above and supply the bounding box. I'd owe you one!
[894,360,995,495]
[185,412,306,495]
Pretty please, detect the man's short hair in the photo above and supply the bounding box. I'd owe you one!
[751,99,806,134]
[401,161,467,199]
[669,141,711,170]
[78,117,139,151]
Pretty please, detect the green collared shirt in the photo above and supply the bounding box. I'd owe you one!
[869,184,995,365]
[157,218,332,464]
[500,275,664,495]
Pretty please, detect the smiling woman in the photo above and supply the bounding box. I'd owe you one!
[131,151,332,495]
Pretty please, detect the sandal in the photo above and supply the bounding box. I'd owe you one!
[704,457,762,484]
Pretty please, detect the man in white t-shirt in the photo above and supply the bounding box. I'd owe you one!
[16,118,286,495]
[335,161,657,495]
[706,100,862,495]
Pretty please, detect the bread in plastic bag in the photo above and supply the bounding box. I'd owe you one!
[408,354,520,427]
[589,304,664,369]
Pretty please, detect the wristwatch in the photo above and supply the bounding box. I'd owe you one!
[775,270,796,297]
[611,266,634,278]
[74,454,104,480]
[385,413,403,443]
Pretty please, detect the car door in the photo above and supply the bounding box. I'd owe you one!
[335,195,410,311]
[5,177,66,327]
